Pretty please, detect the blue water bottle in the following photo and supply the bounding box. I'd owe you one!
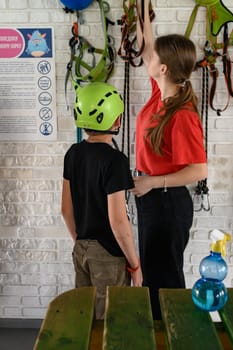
[192,229,231,311]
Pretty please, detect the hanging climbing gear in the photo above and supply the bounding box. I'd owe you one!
[184,0,228,210]
[117,0,155,67]
[185,0,233,38]
[186,1,233,210]
[185,0,233,116]
[192,63,211,211]
[193,66,210,212]
[193,178,210,212]
[195,39,230,116]
[60,0,94,11]
[118,0,143,67]
[73,81,124,132]
[117,0,155,160]
[65,0,116,106]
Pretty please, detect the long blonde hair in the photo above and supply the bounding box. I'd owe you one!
[147,34,200,155]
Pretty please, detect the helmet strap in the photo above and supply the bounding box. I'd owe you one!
[84,128,120,135]
[108,128,120,135]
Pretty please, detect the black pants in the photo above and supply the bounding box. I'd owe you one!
[135,186,193,320]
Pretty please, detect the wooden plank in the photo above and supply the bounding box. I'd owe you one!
[103,286,157,350]
[219,288,233,346]
[159,288,224,350]
[33,287,96,350]
[89,320,103,350]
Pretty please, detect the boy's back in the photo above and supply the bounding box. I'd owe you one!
[63,140,134,256]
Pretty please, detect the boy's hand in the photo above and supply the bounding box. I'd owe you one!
[131,268,143,287]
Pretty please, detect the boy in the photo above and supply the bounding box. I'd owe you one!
[61,82,142,319]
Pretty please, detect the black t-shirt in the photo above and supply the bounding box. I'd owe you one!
[63,140,134,256]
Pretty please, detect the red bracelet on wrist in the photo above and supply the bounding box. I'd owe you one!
[126,260,140,273]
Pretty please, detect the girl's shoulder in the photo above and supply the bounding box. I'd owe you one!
[173,103,200,119]
[171,107,202,130]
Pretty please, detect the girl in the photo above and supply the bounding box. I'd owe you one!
[132,0,208,319]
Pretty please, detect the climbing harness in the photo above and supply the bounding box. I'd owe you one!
[65,0,116,108]
[185,0,233,115]
[118,0,155,67]
[118,0,143,67]
[185,0,233,38]
[195,39,230,116]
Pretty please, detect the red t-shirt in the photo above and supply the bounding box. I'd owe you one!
[136,78,207,176]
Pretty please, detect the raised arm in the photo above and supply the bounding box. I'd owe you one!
[136,0,155,69]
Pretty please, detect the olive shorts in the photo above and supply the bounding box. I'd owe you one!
[72,239,131,319]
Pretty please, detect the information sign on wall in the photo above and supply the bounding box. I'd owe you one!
[0,27,57,141]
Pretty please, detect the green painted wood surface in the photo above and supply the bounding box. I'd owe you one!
[33,287,96,350]
[159,288,224,350]
[103,286,157,350]
[219,288,233,346]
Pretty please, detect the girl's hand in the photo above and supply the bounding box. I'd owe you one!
[130,176,153,197]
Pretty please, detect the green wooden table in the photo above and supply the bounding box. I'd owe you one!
[34,287,233,350]
[159,288,233,350]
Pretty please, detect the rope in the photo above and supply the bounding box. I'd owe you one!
[121,61,131,220]
[202,65,209,157]
[121,61,130,160]
[193,66,210,212]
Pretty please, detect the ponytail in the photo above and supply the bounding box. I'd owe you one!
[146,81,200,155]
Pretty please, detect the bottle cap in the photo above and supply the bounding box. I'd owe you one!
[210,229,231,256]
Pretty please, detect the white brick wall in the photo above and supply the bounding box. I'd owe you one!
[0,0,232,319]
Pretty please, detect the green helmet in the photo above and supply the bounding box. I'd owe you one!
[73,81,124,131]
